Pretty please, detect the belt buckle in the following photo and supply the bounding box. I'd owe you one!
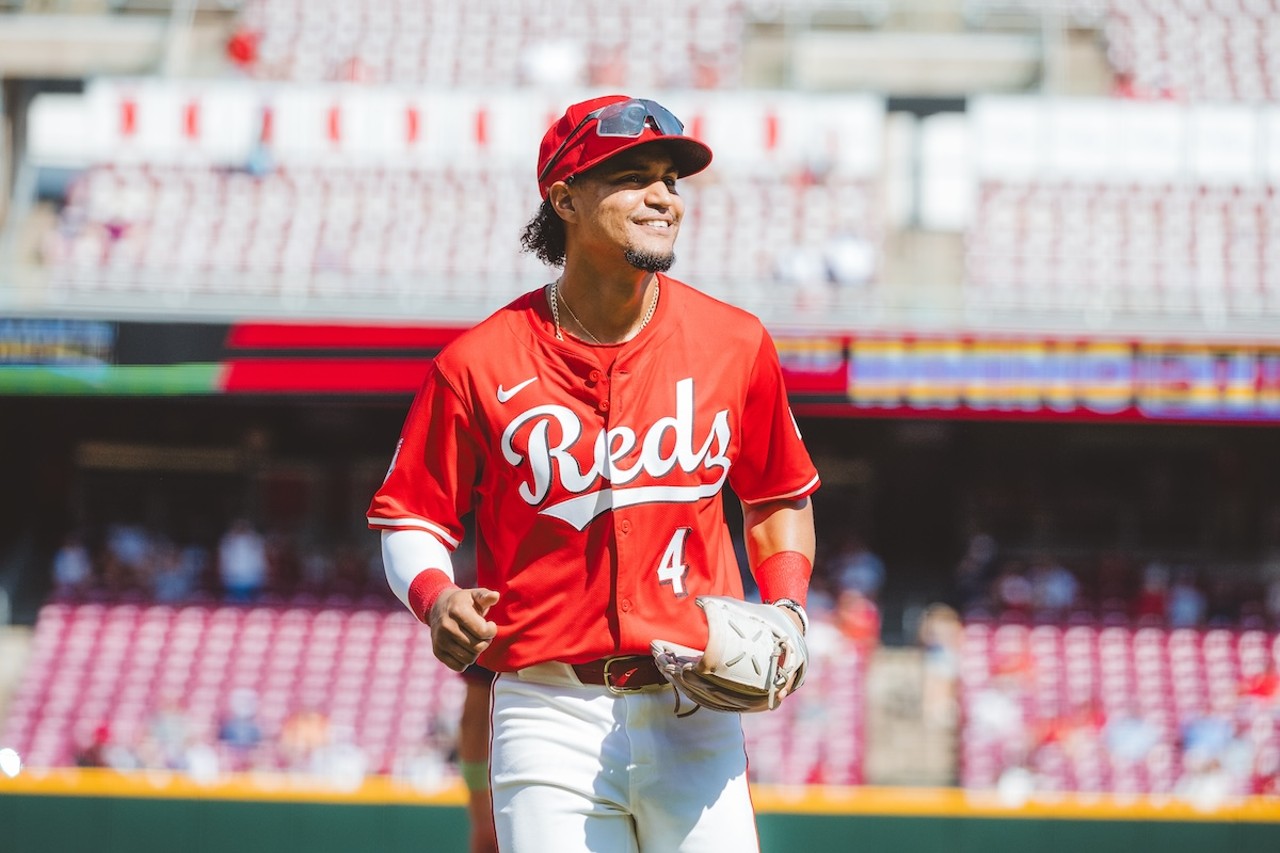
[602,655,647,694]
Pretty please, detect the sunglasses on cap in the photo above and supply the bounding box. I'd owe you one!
[537,98,687,186]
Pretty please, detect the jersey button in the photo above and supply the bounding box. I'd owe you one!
[619,519,632,534]
[598,399,610,412]
[620,598,633,612]
[588,369,603,384]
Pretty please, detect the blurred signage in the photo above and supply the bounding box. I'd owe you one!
[846,336,1280,422]
[0,319,114,364]
[775,336,848,398]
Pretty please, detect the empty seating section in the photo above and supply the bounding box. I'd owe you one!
[1,602,453,776]
[235,0,746,89]
[972,0,1280,104]
[41,163,880,308]
[24,83,886,309]
[967,182,1280,316]
[1103,0,1280,103]
[42,165,551,306]
[965,96,1280,319]
[0,602,869,785]
[960,620,1280,794]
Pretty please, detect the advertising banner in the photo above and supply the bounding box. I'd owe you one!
[3,319,1278,424]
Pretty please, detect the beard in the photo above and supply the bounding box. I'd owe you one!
[624,247,675,273]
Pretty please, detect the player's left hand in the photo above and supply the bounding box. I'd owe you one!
[429,587,500,672]
[651,596,809,714]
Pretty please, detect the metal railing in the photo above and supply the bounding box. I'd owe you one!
[4,255,1278,343]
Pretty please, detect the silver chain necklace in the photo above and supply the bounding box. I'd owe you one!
[548,279,659,344]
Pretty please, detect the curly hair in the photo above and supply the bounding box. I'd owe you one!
[519,200,567,268]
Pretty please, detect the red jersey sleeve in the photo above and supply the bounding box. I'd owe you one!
[367,363,479,548]
[728,328,820,505]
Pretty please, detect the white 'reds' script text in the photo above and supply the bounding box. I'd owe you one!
[500,378,731,530]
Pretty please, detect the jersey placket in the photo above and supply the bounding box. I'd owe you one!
[594,358,638,642]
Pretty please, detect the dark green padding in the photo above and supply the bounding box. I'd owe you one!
[2,795,1278,853]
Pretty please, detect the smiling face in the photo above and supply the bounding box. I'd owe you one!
[561,144,685,273]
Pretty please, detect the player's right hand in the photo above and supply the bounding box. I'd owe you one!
[428,587,500,672]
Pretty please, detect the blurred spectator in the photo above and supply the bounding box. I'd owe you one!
[520,39,585,87]
[311,724,368,791]
[51,531,94,598]
[1175,756,1236,811]
[917,603,962,728]
[1238,657,1280,707]
[993,561,1033,619]
[184,740,222,785]
[1040,698,1107,764]
[830,532,885,601]
[279,706,331,773]
[103,522,152,593]
[774,246,828,291]
[299,543,336,595]
[133,698,219,783]
[951,533,999,614]
[1133,561,1170,623]
[74,723,111,768]
[1180,696,1250,778]
[218,518,269,603]
[396,729,451,794]
[145,695,194,770]
[823,233,876,287]
[225,28,260,68]
[1166,566,1207,628]
[1102,707,1160,764]
[106,522,151,569]
[218,687,263,764]
[149,540,204,604]
[1254,744,1280,796]
[1177,698,1255,808]
[1204,576,1241,627]
[74,723,136,771]
[1266,575,1280,629]
[833,588,880,655]
[1028,554,1079,620]
[970,656,1033,771]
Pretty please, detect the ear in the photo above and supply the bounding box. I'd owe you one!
[548,182,577,223]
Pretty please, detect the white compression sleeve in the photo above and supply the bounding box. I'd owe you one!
[381,528,455,614]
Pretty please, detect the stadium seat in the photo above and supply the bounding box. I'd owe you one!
[958,615,1280,794]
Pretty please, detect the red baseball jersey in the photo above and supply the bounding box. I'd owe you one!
[368,274,819,671]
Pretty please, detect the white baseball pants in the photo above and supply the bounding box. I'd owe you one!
[489,665,761,853]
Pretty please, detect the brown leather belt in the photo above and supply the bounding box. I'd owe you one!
[571,655,668,692]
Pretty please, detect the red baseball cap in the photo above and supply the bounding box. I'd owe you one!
[536,95,713,199]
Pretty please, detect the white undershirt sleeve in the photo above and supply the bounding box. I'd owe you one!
[381,528,455,614]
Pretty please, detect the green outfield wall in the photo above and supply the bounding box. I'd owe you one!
[1,771,1277,853]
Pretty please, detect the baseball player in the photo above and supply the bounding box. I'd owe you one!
[458,665,498,853]
[370,94,819,852]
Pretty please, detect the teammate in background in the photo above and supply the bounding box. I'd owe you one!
[458,665,497,853]
[370,95,819,852]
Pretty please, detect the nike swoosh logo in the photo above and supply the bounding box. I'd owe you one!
[497,376,538,403]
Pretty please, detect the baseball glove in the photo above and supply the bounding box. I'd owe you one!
[651,596,808,714]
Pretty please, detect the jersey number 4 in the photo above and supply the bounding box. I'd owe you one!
[657,528,691,598]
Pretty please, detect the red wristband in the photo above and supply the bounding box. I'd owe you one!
[408,568,459,623]
[754,550,812,608]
